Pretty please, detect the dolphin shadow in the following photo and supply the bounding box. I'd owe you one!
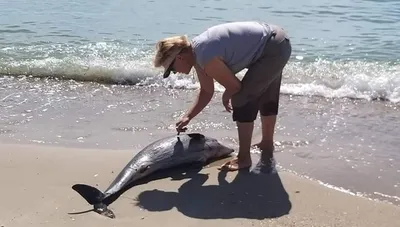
[68,157,227,217]
[103,160,214,205]
[135,169,292,220]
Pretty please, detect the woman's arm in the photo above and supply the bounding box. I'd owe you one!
[183,64,215,120]
[203,56,242,96]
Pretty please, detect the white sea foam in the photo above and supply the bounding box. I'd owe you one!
[1,43,399,102]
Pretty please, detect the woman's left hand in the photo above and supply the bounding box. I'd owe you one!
[222,90,233,112]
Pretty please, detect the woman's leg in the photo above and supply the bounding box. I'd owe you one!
[253,72,283,157]
[218,99,259,171]
[252,39,292,174]
[220,25,291,172]
[218,121,254,171]
[220,72,282,172]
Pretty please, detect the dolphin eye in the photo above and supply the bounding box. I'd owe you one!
[139,165,150,173]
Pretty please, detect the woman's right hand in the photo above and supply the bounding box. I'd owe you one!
[175,116,190,134]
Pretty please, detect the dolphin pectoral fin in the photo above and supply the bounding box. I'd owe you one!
[72,184,105,205]
[96,208,115,219]
[94,203,116,219]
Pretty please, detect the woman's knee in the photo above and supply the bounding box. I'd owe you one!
[259,101,279,116]
[232,99,259,122]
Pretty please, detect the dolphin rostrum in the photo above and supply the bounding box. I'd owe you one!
[71,133,234,218]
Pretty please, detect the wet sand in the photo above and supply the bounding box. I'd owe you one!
[1,142,399,227]
[1,82,399,206]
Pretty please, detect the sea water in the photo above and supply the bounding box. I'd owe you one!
[0,0,399,206]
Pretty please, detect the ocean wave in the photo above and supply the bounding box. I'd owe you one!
[0,56,156,85]
[153,59,400,103]
[282,59,400,102]
[1,43,399,103]
[0,42,156,84]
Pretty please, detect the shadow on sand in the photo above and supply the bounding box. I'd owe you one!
[134,167,292,220]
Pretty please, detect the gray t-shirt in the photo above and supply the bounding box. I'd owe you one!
[191,21,273,74]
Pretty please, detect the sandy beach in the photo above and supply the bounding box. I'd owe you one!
[0,141,399,227]
[1,0,400,226]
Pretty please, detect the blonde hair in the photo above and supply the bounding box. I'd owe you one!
[153,35,190,68]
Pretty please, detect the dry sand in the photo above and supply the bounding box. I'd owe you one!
[1,142,399,227]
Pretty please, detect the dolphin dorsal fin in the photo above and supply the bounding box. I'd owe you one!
[188,133,205,140]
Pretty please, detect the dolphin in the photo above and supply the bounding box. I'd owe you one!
[70,133,234,219]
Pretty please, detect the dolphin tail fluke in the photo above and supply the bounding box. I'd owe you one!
[72,184,105,205]
[71,184,116,219]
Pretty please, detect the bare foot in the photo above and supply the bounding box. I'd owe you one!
[218,156,252,171]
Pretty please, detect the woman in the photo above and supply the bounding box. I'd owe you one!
[153,21,291,172]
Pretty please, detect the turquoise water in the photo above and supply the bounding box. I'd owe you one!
[1,0,399,206]
[1,0,400,60]
[1,0,400,100]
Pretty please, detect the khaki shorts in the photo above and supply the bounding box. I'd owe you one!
[231,24,292,122]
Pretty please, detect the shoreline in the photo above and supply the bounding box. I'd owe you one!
[2,137,399,207]
[1,83,399,208]
[1,141,399,227]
